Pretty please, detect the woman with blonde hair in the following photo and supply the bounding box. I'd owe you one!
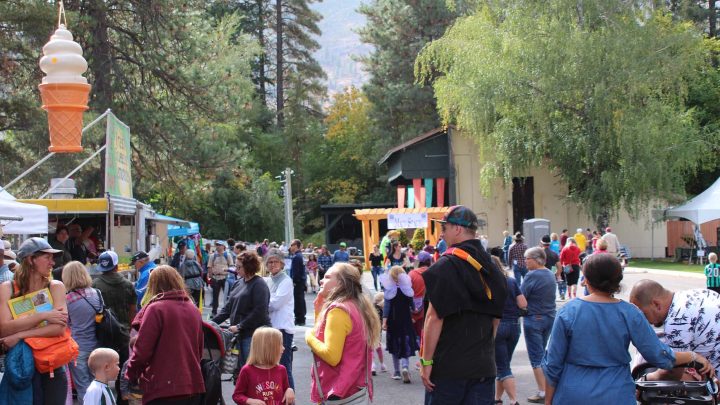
[306,263,381,403]
[63,261,102,400]
[0,237,69,403]
[126,265,206,404]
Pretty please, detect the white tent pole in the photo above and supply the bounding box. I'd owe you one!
[0,109,112,195]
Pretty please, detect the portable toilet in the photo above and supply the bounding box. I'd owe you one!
[523,218,551,247]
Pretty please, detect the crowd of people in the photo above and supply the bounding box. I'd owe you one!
[0,207,718,404]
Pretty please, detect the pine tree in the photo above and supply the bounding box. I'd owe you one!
[358,0,458,143]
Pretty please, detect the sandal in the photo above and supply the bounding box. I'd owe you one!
[494,401,502,404]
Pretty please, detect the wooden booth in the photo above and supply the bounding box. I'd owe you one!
[354,207,450,269]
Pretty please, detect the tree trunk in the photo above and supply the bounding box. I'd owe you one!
[275,0,284,128]
[257,0,267,107]
[595,211,609,233]
[87,0,113,111]
[710,0,717,38]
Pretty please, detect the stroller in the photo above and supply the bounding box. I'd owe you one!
[202,320,234,405]
[633,361,718,404]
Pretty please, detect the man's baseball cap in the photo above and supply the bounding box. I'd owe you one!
[97,251,119,272]
[2,240,10,250]
[433,206,478,230]
[16,237,61,262]
[540,235,551,245]
[4,250,16,260]
[130,251,149,265]
[340,242,347,248]
[417,251,433,263]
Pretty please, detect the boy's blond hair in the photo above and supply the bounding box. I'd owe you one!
[709,252,718,263]
[388,265,404,283]
[373,291,384,307]
[246,327,283,367]
[88,348,119,374]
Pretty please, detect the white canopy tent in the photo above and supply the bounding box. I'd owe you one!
[664,177,720,263]
[0,192,49,235]
[664,177,720,225]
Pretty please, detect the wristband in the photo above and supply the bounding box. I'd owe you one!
[420,358,433,366]
[691,351,697,364]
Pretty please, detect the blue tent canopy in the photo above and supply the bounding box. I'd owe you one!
[154,214,200,237]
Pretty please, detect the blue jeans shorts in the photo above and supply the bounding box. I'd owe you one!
[495,321,521,380]
[523,314,554,368]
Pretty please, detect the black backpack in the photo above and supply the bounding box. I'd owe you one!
[76,289,126,351]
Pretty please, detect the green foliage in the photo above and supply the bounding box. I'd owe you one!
[358,0,458,143]
[395,228,410,247]
[410,228,425,251]
[416,1,715,222]
[301,87,391,235]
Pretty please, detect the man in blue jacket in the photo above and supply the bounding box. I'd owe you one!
[289,239,306,326]
[132,251,156,308]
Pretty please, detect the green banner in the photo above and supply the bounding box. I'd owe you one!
[105,113,133,198]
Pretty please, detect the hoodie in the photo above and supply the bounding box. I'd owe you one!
[423,238,508,320]
[125,290,205,403]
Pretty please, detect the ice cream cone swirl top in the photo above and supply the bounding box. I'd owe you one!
[39,24,88,84]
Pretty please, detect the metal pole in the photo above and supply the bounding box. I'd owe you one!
[0,109,112,195]
[285,167,294,241]
[38,145,107,199]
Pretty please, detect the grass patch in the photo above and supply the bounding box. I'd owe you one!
[629,259,705,273]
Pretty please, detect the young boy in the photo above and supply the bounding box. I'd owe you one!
[84,348,120,405]
[705,252,720,295]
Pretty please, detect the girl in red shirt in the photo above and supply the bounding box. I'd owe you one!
[560,238,582,299]
[233,327,295,405]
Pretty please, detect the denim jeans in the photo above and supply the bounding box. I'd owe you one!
[237,335,252,371]
[495,321,521,380]
[523,314,555,368]
[512,265,528,284]
[425,377,495,405]
[557,279,567,298]
[371,266,384,290]
[69,350,93,401]
[280,329,295,389]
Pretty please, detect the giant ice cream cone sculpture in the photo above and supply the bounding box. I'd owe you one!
[39,24,91,153]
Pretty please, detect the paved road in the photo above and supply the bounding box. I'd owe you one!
[211,266,706,404]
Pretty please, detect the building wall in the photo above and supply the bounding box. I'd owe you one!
[451,133,667,258]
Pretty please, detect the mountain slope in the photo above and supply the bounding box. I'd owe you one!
[313,0,372,96]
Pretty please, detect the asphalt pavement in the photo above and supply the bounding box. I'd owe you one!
[211,266,706,404]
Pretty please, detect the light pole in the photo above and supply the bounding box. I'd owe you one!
[276,168,295,243]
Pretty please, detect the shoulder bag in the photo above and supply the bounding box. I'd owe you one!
[312,347,370,405]
[76,289,125,350]
[13,283,78,378]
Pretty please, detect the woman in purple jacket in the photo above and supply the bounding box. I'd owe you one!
[125,265,205,404]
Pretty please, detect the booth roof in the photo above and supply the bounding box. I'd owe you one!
[664,177,720,225]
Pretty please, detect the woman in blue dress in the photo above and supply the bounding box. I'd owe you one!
[542,253,714,404]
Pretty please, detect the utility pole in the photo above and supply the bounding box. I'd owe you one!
[277,168,294,243]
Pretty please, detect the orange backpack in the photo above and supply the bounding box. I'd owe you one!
[13,282,79,377]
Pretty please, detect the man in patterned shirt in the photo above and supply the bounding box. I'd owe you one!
[508,232,528,284]
[630,279,720,372]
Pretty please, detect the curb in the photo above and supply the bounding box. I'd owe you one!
[624,266,705,279]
